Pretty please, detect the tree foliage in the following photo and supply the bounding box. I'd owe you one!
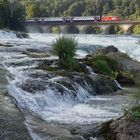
[0,0,25,30]
[22,0,140,33]
[22,0,140,19]
[1,0,140,32]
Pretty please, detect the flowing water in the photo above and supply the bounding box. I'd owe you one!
[0,30,140,139]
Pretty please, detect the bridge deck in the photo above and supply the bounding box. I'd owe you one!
[25,19,140,26]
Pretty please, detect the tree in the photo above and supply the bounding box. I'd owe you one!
[26,3,40,18]
[0,0,25,30]
[103,3,111,14]
[9,1,26,30]
[68,2,85,16]
[0,0,10,28]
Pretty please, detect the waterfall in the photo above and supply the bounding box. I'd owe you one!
[114,80,122,90]
[86,65,97,75]
[0,30,17,39]
[0,33,132,139]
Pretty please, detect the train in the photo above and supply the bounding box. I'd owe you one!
[26,16,121,23]
[62,16,121,22]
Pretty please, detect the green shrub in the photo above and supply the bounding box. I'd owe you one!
[93,60,112,75]
[85,55,118,77]
[130,106,140,118]
[53,36,79,70]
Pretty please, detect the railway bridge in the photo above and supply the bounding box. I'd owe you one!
[25,17,140,34]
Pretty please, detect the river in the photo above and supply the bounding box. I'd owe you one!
[0,31,140,139]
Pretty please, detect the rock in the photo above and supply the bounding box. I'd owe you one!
[19,79,47,93]
[107,51,140,80]
[100,117,140,140]
[0,43,13,47]
[57,72,118,95]
[89,137,97,140]
[26,115,86,140]
[116,74,135,85]
[95,45,118,55]
[0,67,31,140]
[87,46,140,83]
[16,32,29,38]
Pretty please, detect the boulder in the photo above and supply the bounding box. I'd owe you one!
[95,45,118,55]
[116,74,135,85]
[101,117,140,140]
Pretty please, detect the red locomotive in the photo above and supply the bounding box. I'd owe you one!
[101,16,120,21]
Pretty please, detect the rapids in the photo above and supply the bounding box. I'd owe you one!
[0,31,139,139]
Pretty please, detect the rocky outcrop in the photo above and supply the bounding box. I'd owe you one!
[20,70,118,95]
[0,67,31,140]
[101,117,140,140]
[95,45,119,55]
[87,45,140,85]
[16,32,29,38]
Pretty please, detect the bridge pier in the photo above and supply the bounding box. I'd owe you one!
[76,25,89,34]
[59,25,67,33]
[25,24,42,33]
[25,24,51,33]
[99,25,112,34]
[42,26,51,33]
[119,24,133,35]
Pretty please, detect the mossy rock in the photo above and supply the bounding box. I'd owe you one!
[84,55,118,78]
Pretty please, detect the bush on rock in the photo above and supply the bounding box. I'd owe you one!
[53,36,79,70]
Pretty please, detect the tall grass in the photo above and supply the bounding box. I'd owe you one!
[53,36,79,70]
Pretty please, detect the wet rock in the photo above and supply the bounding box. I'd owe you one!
[95,45,118,55]
[86,46,140,84]
[0,43,13,47]
[16,32,29,38]
[26,48,44,53]
[0,67,31,140]
[116,74,135,85]
[107,51,140,80]
[101,117,140,140]
[23,51,50,58]
[54,71,118,95]
[26,115,86,140]
[19,79,47,93]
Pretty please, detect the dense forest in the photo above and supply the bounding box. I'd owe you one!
[0,0,25,30]
[22,0,140,34]
[0,0,140,33]
[22,0,140,19]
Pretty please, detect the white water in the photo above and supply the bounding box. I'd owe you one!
[0,32,138,138]
[29,33,140,61]
[0,30,17,39]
